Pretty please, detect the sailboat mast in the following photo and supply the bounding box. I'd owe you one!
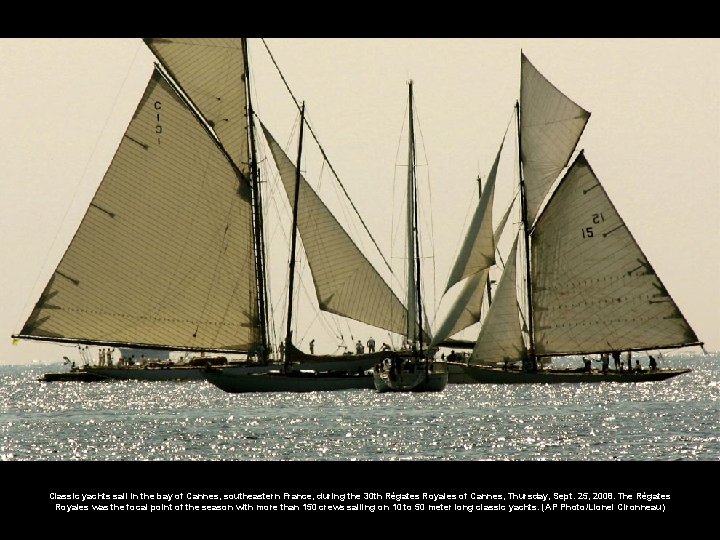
[406,81,421,349]
[515,100,536,366]
[477,175,493,306]
[242,38,269,362]
[405,81,418,343]
[285,103,306,365]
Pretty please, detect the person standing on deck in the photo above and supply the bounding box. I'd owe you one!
[367,337,376,353]
[648,355,657,370]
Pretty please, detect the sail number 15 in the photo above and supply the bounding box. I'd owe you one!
[581,213,605,239]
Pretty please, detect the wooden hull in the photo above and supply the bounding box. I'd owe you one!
[81,366,206,381]
[284,342,410,372]
[447,362,478,384]
[455,363,692,384]
[203,367,375,393]
[42,363,271,382]
[42,346,425,385]
[39,371,111,382]
[372,360,448,393]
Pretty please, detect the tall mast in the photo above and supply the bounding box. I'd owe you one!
[285,102,306,369]
[515,99,536,369]
[407,81,423,356]
[406,81,418,346]
[242,38,269,362]
[477,174,493,306]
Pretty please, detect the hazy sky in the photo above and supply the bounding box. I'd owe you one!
[1,38,717,364]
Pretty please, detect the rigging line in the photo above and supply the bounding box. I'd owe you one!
[15,40,146,335]
[389,101,410,299]
[260,148,341,349]
[411,101,438,320]
[297,310,321,347]
[296,256,342,345]
[440,112,517,302]
[261,38,393,275]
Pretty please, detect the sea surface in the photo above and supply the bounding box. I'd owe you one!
[1,351,717,462]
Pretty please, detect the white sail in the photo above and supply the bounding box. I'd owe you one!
[261,123,409,337]
[470,237,526,365]
[145,38,250,174]
[520,53,590,224]
[18,69,259,351]
[444,139,503,292]
[432,189,519,346]
[432,187,518,345]
[531,152,700,355]
[431,269,489,346]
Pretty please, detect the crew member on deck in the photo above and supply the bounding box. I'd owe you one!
[648,355,657,370]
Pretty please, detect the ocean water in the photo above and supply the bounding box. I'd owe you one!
[1,351,717,462]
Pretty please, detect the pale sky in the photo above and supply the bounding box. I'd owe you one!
[1,38,718,364]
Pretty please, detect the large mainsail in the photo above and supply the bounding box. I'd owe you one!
[144,38,250,174]
[17,69,259,351]
[261,124,409,337]
[531,152,701,355]
[520,53,590,225]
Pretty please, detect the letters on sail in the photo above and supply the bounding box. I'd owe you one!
[531,152,700,355]
[18,67,260,352]
[431,51,701,367]
[260,123,409,337]
[144,38,250,174]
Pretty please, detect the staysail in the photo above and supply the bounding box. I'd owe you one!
[469,236,526,364]
[432,187,517,346]
[520,53,590,225]
[17,69,259,351]
[443,138,504,292]
[531,152,701,355]
[261,123,409,337]
[431,269,489,346]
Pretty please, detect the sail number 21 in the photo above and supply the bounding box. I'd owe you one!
[581,213,605,239]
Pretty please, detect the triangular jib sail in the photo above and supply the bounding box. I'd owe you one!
[432,181,517,346]
[531,152,701,355]
[261,123,409,337]
[431,268,489,347]
[444,137,504,292]
[469,236,526,365]
[17,68,260,352]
